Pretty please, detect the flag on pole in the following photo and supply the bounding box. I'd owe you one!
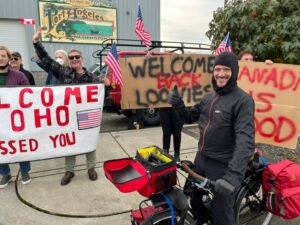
[105,43,123,86]
[214,33,233,55]
[20,18,35,25]
[134,5,151,47]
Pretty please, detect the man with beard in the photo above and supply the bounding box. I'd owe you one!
[168,52,255,225]
[0,46,31,189]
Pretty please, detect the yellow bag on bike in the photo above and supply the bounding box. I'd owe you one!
[136,146,177,197]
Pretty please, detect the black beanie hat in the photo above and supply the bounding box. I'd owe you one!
[212,52,239,95]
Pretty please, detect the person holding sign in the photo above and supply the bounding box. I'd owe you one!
[159,93,183,162]
[34,49,69,85]
[32,27,100,185]
[239,49,273,64]
[0,46,31,189]
[168,52,255,225]
[9,51,35,85]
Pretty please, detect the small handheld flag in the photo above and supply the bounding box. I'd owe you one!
[214,33,233,55]
[105,43,123,86]
[20,18,35,25]
[134,5,151,47]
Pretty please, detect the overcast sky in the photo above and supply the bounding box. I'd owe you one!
[161,0,224,45]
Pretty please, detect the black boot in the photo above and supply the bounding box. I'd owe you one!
[174,152,180,162]
[163,149,169,154]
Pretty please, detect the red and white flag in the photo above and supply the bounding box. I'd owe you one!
[20,18,35,25]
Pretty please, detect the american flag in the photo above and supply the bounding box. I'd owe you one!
[214,33,233,55]
[77,109,102,130]
[20,18,35,25]
[105,43,123,86]
[135,5,151,47]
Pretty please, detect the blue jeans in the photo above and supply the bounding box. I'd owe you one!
[0,162,31,175]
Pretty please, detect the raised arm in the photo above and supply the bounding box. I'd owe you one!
[32,26,71,80]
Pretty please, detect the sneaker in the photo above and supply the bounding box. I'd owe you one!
[61,171,74,185]
[0,174,12,189]
[21,173,31,185]
[88,168,98,181]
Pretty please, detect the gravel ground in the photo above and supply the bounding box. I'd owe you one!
[256,137,300,164]
[182,125,300,164]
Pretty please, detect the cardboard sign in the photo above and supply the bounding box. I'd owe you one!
[0,84,105,163]
[120,54,214,109]
[238,61,300,149]
[120,54,300,149]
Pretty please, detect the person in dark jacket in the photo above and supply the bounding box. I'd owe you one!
[159,107,183,161]
[35,49,68,85]
[9,51,35,85]
[0,46,31,189]
[168,52,255,225]
[33,26,100,185]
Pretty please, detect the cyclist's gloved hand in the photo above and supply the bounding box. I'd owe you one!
[215,178,235,197]
[168,85,184,109]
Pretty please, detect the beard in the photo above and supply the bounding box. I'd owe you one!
[0,62,9,70]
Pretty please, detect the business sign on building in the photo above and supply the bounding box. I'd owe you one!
[38,0,117,44]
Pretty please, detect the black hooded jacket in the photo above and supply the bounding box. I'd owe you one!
[182,52,255,188]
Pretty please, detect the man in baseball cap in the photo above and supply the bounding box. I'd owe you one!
[10,51,35,85]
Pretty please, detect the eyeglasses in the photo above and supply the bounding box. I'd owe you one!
[68,55,81,60]
[10,57,19,61]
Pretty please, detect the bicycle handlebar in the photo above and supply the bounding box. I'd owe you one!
[179,162,215,188]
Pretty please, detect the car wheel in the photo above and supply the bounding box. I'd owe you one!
[139,108,160,126]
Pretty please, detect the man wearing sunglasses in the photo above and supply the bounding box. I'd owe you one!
[10,52,35,85]
[32,27,99,185]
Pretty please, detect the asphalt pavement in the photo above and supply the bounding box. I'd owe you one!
[0,113,298,225]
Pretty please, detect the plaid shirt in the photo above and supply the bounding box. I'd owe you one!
[34,42,99,84]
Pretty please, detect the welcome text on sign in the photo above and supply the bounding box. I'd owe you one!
[0,84,105,163]
[0,86,99,132]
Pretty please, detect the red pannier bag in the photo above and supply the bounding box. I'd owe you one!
[262,160,300,219]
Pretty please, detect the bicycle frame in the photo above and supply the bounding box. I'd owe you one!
[130,158,272,225]
[130,188,191,225]
[130,163,214,225]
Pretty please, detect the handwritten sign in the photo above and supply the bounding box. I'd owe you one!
[0,84,105,163]
[238,61,300,149]
[120,54,214,109]
[120,54,300,149]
